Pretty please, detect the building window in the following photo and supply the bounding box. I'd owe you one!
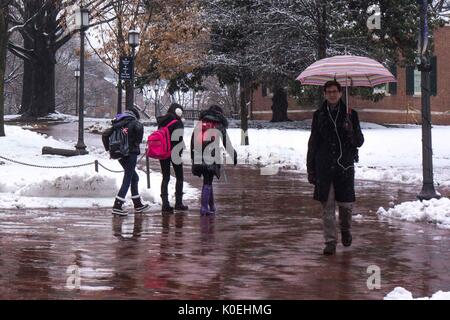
[414,69,421,96]
[262,85,268,97]
[373,83,388,94]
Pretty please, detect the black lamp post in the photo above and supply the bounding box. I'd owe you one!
[74,67,80,116]
[417,0,440,200]
[154,80,160,118]
[127,29,140,110]
[74,6,89,155]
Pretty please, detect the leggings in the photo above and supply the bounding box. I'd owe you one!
[160,158,184,196]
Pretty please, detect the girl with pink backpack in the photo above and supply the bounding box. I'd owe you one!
[152,103,188,214]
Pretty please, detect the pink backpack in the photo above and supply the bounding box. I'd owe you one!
[146,120,178,160]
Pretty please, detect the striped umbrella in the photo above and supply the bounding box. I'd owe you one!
[296,55,397,87]
[296,55,397,113]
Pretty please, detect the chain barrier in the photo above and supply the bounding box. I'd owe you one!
[0,153,148,174]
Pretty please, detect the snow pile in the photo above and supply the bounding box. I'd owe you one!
[0,125,198,209]
[377,197,450,229]
[384,287,450,300]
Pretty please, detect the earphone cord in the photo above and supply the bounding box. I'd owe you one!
[327,102,354,171]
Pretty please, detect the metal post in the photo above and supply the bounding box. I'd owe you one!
[75,27,88,155]
[117,79,122,115]
[130,46,136,110]
[417,0,439,200]
[75,75,79,116]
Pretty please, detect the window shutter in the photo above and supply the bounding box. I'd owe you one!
[388,65,397,95]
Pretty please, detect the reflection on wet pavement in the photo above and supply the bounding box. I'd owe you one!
[1,166,449,300]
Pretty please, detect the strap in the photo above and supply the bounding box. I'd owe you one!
[165,119,178,128]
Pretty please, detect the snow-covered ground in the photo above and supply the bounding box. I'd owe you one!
[385,287,450,300]
[0,125,198,210]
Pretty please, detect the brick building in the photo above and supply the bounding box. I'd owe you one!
[250,25,450,125]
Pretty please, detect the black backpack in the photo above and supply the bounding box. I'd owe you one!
[108,126,130,159]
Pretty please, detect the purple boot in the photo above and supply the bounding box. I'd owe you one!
[209,185,216,214]
[200,185,214,216]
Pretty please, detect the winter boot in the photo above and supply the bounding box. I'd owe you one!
[323,242,336,256]
[161,194,174,214]
[209,185,216,214]
[339,205,353,247]
[112,197,128,216]
[341,231,353,247]
[200,185,214,216]
[132,195,151,213]
[175,193,189,211]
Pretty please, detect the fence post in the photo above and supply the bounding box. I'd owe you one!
[146,155,151,189]
[95,160,99,173]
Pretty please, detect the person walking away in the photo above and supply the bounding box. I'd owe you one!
[307,80,364,255]
[190,105,238,215]
[102,108,150,216]
[157,103,188,214]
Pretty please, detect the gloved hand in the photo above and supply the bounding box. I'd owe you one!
[233,151,238,166]
[307,172,316,185]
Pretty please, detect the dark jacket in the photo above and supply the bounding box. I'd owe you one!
[190,109,236,179]
[102,112,144,156]
[307,100,364,202]
[156,113,185,155]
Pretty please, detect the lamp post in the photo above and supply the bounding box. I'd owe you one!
[74,67,80,116]
[117,76,122,115]
[154,80,160,118]
[126,29,140,110]
[74,6,89,155]
[417,0,439,200]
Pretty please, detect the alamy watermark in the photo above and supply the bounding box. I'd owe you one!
[366,265,381,290]
[66,265,81,290]
[367,4,381,31]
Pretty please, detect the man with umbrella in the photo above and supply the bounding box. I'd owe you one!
[307,80,364,255]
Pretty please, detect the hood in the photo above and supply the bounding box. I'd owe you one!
[157,113,178,127]
[112,111,136,128]
[199,109,228,128]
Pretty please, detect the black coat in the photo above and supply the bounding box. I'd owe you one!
[307,100,364,202]
[157,113,185,157]
[190,109,236,179]
[102,113,144,155]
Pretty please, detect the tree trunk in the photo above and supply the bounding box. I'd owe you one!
[239,75,250,146]
[0,5,8,137]
[21,34,56,118]
[270,87,290,122]
[19,37,33,115]
[315,0,328,107]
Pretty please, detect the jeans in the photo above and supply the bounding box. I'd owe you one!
[117,154,139,199]
[321,184,353,245]
[160,158,184,196]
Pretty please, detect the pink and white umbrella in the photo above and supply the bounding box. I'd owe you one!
[296,55,397,87]
[296,55,397,113]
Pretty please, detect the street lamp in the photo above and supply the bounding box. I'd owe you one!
[74,67,80,116]
[126,29,140,110]
[417,0,439,200]
[74,6,89,155]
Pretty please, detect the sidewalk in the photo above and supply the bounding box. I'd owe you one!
[0,167,449,299]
